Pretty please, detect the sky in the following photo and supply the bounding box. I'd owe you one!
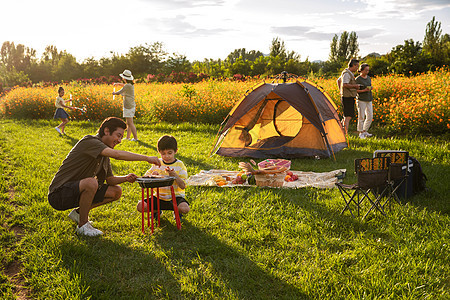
[1,0,449,63]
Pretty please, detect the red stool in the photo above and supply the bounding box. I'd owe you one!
[136,177,181,234]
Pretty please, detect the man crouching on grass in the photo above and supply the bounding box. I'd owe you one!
[48,117,160,236]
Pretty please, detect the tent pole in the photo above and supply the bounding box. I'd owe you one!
[210,116,229,156]
[298,80,336,160]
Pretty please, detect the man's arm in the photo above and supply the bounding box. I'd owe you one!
[343,82,361,89]
[342,72,360,90]
[106,173,138,186]
[101,148,161,166]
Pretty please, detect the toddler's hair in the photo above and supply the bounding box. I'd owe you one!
[58,87,64,93]
[157,135,177,151]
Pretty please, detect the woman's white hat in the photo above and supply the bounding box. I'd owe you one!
[119,69,134,80]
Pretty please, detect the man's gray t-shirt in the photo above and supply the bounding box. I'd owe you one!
[48,135,113,194]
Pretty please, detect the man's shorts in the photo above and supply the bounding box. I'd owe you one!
[48,180,109,211]
[123,107,136,118]
[341,97,356,118]
[144,196,189,210]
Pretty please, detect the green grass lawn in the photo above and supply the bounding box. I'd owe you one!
[0,119,449,299]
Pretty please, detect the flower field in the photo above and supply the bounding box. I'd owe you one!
[1,68,449,134]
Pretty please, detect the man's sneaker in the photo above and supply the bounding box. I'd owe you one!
[54,127,62,134]
[68,208,80,223]
[76,222,103,236]
[68,209,91,224]
[359,133,366,139]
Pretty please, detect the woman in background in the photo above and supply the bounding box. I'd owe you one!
[355,63,374,139]
[113,69,138,141]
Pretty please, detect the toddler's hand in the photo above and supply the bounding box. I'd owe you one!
[165,167,175,176]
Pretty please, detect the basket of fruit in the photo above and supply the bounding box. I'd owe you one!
[254,172,285,187]
[238,159,290,187]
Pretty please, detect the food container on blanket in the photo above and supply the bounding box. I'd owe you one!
[255,173,285,187]
[257,159,291,171]
[136,176,175,188]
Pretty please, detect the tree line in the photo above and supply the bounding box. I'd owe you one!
[0,17,448,88]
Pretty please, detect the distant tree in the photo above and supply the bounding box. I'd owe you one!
[226,48,263,64]
[53,52,81,81]
[127,42,168,76]
[228,56,250,76]
[423,16,449,68]
[164,53,191,74]
[227,48,246,64]
[329,31,359,62]
[0,64,30,87]
[423,16,442,55]
[442,33,450,65]
[250,56,268,76]
[347,32,359,59]
[363,54,390,76]
[270,37,287,61]
[267,55,285,75]
[81,57,102,79]
[329,35,338,61]
[337,31,349,60]
[42,45,62,67]
[192,58,225,78]
[0,41,36,72]
[99,52,129,78]
[386,39,430,75]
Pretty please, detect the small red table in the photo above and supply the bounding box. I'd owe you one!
[136,177,181,234]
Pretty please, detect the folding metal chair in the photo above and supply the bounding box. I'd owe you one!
[336,157,391,218]
[374,150,410,209]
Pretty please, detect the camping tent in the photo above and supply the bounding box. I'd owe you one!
[212,79,347,159]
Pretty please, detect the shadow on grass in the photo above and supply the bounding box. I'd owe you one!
[154,221,307,299]
[403,162,450,215]
[60,134,79,146]
[58,237,183,299]
[138,122,219,135]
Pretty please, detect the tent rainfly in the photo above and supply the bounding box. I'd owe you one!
[212,79,347,159]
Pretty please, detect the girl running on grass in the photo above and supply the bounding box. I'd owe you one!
[53,87,76,135]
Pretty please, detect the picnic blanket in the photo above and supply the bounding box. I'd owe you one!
[187,169,346,189]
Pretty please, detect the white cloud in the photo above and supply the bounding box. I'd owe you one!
[359,0,450,20]
[139,0,226,8]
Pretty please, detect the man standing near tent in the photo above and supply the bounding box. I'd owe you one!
[338,59,361,135]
